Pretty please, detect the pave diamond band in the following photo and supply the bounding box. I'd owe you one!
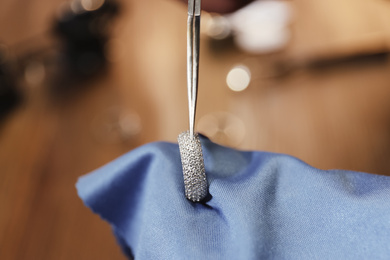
[178,131,208,202]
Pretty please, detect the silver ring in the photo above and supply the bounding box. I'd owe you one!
[178,131,208,202]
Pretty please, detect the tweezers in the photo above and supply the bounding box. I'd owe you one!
[187,0,201,137]
[177,0,208,202]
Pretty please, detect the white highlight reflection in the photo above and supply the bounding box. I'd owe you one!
[81,0,105,11]
[226,65,251,92]
[228,0,292,53]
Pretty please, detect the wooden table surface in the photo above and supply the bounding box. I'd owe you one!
[1,0,390,259]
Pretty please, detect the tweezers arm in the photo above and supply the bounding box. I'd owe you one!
[187,0,201,137]
[188,0,201,15]
[187,15,194,137]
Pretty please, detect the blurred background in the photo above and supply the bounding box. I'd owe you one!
[1,0,390,259]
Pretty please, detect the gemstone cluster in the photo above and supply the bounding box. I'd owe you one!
[178,131,208,202]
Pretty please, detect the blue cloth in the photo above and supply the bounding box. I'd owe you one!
[77,136,390,259]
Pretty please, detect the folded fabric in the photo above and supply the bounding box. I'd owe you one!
[76,136,390,260]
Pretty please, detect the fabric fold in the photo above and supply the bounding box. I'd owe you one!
[77,137,390,260]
